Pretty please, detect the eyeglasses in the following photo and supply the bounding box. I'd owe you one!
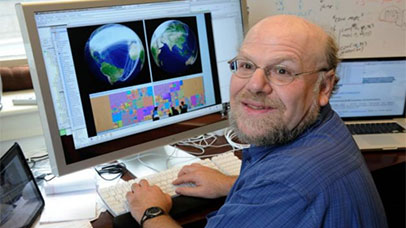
[228,57,329,86]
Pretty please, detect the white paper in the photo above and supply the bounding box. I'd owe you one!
[40,190,96,223]
[44,169,96,195]
[36,220,92,228]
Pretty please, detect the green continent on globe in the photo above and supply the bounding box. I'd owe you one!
[167,22,186,52]
[100,62,124,84]
[152,22,188,66]
[151,46,159,64]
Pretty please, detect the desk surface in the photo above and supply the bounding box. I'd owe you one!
[362,149,406,171]
[90,136,405,228]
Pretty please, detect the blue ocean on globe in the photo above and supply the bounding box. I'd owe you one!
[150,20,198,74]
[85,24,145,85]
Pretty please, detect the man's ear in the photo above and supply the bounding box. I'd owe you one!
[318,69,336,106]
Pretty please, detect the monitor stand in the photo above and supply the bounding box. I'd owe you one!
[118,145,199,178]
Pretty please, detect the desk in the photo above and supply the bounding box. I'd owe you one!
[362,150,406,171]
[90,136,405,228]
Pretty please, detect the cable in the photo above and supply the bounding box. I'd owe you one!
[26,154,49,169]
[164,145,201,168]
[176,133,230,155]
[224,127,250,150]
[136,154,161,173]
[94,162,127,181]
[165,145,181,169]
[135,130,249,173]
[35,173,55,182]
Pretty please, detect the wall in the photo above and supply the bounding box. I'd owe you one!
[247,0,406,58]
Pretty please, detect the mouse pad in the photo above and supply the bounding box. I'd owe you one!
[113,195,225,228]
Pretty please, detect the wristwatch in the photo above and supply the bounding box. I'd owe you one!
[140,206,165,227]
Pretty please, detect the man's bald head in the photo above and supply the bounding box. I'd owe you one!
[243,15,335,70]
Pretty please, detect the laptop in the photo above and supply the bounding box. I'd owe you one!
[330,57,406,151]
[0,143,45,228]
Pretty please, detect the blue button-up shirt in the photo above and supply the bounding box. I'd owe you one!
[206,104,387,227]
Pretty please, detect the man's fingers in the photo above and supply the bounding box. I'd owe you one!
[139,179,149,186]
[130,179,150,192]
[177,165,193,177]
[172,173,197,185]
[177,163,204,177]
[130,183,139,191]
[190,163,204,167]
[126,190,135,201]
[175,186,202,197]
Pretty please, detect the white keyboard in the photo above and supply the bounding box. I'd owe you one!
[98,152,241,216]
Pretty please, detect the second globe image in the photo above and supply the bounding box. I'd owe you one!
[150,20,199,75]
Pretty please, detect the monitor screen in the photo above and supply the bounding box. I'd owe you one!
[16,0,248,176]
[330,57,406,119]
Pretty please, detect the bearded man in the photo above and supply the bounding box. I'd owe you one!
[125,15,388,228]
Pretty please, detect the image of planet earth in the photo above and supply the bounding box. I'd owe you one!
[85,24,145,85]
[150,20,198,74]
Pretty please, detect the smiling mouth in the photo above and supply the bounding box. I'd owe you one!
[242,102,274,111]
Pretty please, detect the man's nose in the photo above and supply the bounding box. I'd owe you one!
[246,68,273,94]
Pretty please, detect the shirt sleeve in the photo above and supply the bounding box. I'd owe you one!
[205,180,317,228]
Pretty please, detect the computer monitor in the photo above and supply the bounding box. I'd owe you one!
[16,0,248,176]
[331,57,406,119]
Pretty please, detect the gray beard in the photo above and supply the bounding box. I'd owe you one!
[229,98,320,146]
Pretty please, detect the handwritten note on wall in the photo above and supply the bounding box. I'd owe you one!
[247,0,406,58]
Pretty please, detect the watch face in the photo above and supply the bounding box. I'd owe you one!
[141,207,165,226]
[146,207,163,216]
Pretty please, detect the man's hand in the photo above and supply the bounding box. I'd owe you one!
[125,179,172,223]
[173,163,237,198]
